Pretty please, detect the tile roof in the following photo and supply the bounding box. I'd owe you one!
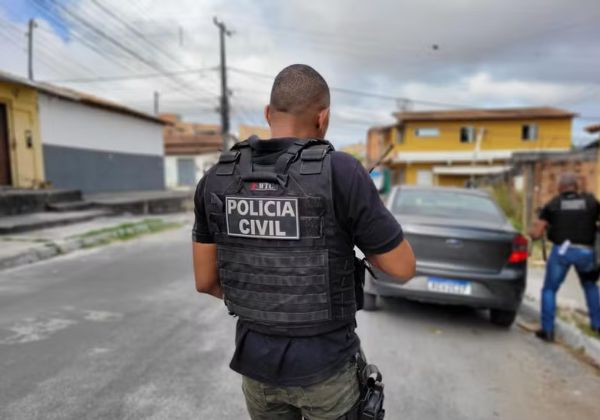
[393,107,576,122]
[585,123,600,133]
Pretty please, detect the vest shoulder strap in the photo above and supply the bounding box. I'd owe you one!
[215,140,250,176]
[273,139,334,175]
[300,143,333,175]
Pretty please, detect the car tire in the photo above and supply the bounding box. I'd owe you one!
[489,309,517,327]
[363,292,379,311]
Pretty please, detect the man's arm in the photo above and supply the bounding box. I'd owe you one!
[191,172,222,299]
[368,239,416,283]
[192,242,223,299]
[332,152,416,284]
[529,202,551,240]
[528,219,548,240]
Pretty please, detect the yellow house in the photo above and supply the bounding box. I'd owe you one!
[1,70,167,193]
[367,107,575,187]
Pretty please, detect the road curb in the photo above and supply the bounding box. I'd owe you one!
[0,219,183,271]
[519,296,600,365]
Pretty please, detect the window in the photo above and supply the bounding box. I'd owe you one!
[522,123,538,141]
[460,126,476,143]
[414,128,440,137]
[392,189,504,223]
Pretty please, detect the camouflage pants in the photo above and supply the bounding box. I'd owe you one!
[241,359,360,420]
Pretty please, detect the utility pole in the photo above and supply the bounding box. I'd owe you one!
[153,91,160,115]
[27,18,37,80]
[213,17,232,150]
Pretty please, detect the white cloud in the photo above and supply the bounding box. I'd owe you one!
[400,72,593,108]
[0,0,599,147]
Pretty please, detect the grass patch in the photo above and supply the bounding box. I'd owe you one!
[488,184,523,232]
[75,219,182,248]
[558,307,600,340]
[0,237,50,243]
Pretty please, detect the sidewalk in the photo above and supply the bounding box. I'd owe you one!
[522,262,600,366]
[526,264,590,315]
[0,213,192,270]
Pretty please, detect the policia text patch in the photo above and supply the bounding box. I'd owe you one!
[226,197,300,239]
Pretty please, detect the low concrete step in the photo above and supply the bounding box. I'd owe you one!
[0,189,82,216]
[86,190,193,215]
[0,209,112,234]
[46,201,94,212]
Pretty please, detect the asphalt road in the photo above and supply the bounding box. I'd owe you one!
[1,225,599,420]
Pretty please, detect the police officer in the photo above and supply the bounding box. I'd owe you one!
[192,64,416,419]
[529,172,600,342]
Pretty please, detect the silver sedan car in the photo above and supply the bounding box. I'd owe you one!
[364,186,527,327]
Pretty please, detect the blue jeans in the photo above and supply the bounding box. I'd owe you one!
[541,244,600,332]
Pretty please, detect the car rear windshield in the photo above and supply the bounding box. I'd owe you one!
[392,189,505,223]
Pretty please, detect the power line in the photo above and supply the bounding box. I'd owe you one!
[86,0,218,99]
[41,0,214,102]
[29,0,148,75]
[89,0,182,65]
[228,67,471,108]
[43,66,217,83]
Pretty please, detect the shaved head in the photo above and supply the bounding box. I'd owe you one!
[269,64,330,116]
[558,172,578,192]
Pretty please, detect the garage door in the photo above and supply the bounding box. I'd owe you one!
[177,158,196,187]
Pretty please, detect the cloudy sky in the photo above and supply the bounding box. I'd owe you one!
[1,0,599,148]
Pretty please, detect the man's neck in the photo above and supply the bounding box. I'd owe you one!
[269,120,320,139]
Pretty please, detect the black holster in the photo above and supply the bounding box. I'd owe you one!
[341,352,385,420]
[354,257,366,310]
[354,257,377,311]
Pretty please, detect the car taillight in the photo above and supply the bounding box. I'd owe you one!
[508,234,528,263]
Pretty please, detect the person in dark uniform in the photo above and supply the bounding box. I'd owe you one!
[529,172,600,342]
[192,64,416,419]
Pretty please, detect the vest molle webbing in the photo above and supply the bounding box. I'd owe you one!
[203,139,358,337]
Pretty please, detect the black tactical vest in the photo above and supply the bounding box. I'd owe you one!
[547,192,599,246]
[203,138,358,337]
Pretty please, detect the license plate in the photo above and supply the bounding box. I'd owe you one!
[427,277,472,295]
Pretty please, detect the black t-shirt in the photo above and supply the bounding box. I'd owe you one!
[539,191,600,246]
[193,137,403,386]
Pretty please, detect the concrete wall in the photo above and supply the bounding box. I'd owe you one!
[43,144,164,193]
[38,93,165,192]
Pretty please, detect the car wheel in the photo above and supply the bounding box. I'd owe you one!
[363,292,379,311]
[490,309,517,327]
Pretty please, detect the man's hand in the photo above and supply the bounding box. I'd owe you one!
[192,243,223,299]
[367,239,416,284]
[528,219,548,240]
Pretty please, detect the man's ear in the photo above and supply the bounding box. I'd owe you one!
[264,105,272,127]
[316,107,330,138]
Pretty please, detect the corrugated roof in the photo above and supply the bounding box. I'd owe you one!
[0,70,167,125]
[393,107,577,122]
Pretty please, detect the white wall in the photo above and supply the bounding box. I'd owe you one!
[165,153,219,189]
[38,93,164,156]
[164,156,178,189]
